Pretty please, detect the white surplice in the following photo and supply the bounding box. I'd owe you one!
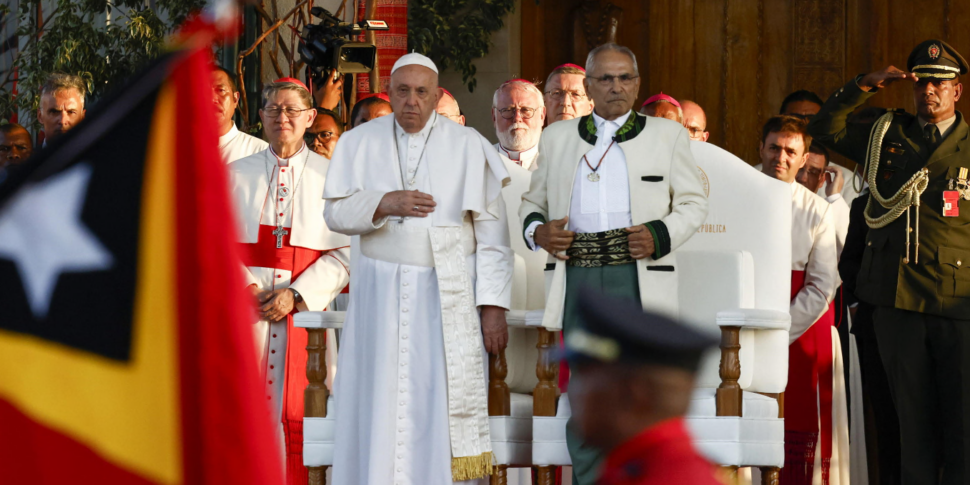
[229,146,350,419]
[494,142,545,311]
[323,114,513,485]
[221,124,269,164]
[790,181,850,485]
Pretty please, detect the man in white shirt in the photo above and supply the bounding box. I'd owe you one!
[213,67,268,163]
[520,43,708,485]
[759,115,848,485]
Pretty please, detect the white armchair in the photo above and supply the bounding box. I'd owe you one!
[676,141,793,483]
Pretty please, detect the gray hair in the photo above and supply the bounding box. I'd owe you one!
[492,80,545,109]
[41,73,87,107]
[585,43,639,76]
[261,81,313,109]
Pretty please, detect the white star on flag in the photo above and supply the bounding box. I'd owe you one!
[0,163,114,318]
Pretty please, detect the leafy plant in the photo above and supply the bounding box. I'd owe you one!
[0,0,204,134]
[408,0,515,92]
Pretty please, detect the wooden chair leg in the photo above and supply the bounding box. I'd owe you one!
[305,328,329,485]
[533,329,560,485]
[716,326,743,417]
[719,466,739,483]
[490,465,508,484]
[308,466,327,485]
[760,466,780,485]
[535,467,556,485]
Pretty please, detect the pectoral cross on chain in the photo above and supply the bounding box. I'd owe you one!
[273,224,288,249]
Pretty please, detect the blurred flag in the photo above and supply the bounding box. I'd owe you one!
[0,38,282,485]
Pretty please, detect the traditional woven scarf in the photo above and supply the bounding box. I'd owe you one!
[566,228,635,267]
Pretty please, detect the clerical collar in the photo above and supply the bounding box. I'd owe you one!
[499,144,538,163]
[395,112,437,139]
[592,110,632,131]
[269,142,307,165]
[919,114,957,140]
[219,124,240,149]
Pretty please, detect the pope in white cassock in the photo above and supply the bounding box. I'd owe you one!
[323,53,514,484]
[229,78,350,483]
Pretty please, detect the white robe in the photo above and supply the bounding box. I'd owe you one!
[790,181,850,485]
[323,114,513,485]
[221,124,269,164]
[494,142,545,310]
[229,146,350,420]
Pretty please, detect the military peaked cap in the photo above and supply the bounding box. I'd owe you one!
[908,40,968,80]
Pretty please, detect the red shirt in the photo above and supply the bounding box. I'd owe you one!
[597,418,724,485]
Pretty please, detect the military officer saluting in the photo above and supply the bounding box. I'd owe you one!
[561,290,721,485]
[809,40,970,484]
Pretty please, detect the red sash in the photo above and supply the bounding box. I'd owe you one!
[781,270,834,485]
[239,224,324,485]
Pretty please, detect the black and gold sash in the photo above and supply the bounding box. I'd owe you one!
[566,228,635,267]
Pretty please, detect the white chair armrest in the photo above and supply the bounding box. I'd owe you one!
[505,309,545,328]
[716,309,790,331]
[294,311,346,329]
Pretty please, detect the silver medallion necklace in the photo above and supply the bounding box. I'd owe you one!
[392,113,438,189]
[391,113,437,223]
[264,144,310,248]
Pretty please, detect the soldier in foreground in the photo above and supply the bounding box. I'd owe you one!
[562,290,720,485]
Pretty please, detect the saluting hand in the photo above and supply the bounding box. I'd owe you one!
[626,225,656,260]
[374,190,437,221]
[480,305,509,354]
[859,66,919,91]
[534,216,575,260]
[259,288,295,323]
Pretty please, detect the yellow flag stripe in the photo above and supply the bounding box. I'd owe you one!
[0,83,183,484]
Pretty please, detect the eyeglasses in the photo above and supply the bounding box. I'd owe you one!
[497,106,539,120]
[586,73,640,87]
[261,106,313,118]
[545,89,587,102]
[304,131,335,144]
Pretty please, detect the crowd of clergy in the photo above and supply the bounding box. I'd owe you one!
[4,37,970,485]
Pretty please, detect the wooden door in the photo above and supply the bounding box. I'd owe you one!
[522,0,970,166]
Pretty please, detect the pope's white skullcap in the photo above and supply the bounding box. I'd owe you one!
[391,52,439,75]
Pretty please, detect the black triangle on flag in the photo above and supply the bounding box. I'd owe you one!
[0,53,177,362]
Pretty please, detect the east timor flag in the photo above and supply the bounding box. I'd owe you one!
[0,44,283,484]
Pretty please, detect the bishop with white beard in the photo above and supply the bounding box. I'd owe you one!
[323,53,513,484]
[492,79,548,309]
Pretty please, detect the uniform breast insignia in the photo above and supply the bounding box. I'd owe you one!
[945,167,970,217]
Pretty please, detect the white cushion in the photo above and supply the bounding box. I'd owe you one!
[491,394,534,465]
[532,394,572,466]
[303,396,337,467]
[685,389,784,467]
